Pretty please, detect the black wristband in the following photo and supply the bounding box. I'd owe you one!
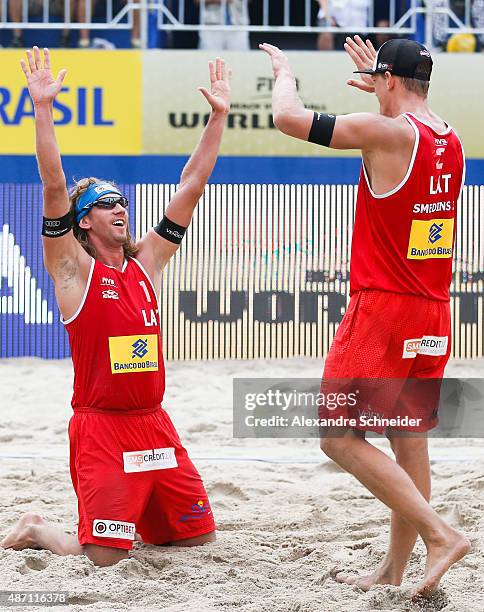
[42,211,73,238]
[154,216,187,244]
[308,111,336,147]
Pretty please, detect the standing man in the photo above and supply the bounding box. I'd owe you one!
[315,0,370,51]
[195,0,250,51]
[260,37,470,599]
[1,47,230,566]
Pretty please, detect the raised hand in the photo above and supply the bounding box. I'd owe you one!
[20,47,67,106]
[344,35,377,94]
[198,57,231,115]
[259,43,293,78]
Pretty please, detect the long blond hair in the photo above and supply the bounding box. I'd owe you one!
[69,177,138,259]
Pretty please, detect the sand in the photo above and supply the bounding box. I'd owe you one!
[0,357,483,612]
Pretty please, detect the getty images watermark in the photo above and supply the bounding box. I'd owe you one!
[233,378,484,438]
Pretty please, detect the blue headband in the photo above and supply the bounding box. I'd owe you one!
[75,183,123,223]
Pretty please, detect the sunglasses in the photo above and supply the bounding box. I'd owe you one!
[92,196,129,210]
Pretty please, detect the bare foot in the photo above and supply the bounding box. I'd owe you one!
[336,567,402,590]
[412,529,471,600]
[1,512,45,550]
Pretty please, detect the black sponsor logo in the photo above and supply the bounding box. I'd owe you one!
[94,521,106,534]
[176,270,481,325]
[421,338,445,348]
[169,112,278,130]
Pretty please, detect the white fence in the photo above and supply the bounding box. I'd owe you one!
[1,182,482,360]
[137,184,484,360]
[1,1,484,49]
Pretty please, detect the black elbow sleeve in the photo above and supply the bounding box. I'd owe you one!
[154,216,187,245]
[308,112,336,147]
[42,211,73,237]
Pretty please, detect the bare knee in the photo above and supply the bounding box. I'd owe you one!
[170,531,216,547]
[21,512,45,526]
[320,426,363,460]
[320,437,348,460]
[84,544,128,567]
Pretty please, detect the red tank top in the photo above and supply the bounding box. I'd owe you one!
[350,112,465,301]
[64,257,165,410]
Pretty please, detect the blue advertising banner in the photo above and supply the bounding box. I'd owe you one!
[0,183,135,358]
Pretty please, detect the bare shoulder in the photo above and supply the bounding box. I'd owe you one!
[331,112,415,152]
[372,114,416,152]
[136,228,176,276]
[134,231,158,277]
[133,233,164,295]
[382,114,416,139]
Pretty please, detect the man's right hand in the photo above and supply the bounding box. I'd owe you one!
[344,35,377,94]
[20,47,67,106]
[259,43,293,79]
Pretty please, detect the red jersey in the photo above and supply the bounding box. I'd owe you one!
[350,112,465,301]
[63,257,165,410]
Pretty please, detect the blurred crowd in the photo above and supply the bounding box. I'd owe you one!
[1,0,483,51]
[4,1,140,48]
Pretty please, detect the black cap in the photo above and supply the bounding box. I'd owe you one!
[354,39,433,82]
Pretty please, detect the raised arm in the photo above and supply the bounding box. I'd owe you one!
[136,58,231,286]
[259,42,408,152]
[259,43,313,140]
[21,47,87,281]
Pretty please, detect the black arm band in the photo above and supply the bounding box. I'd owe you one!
[42,211,73,238]
[154,216,187,245]
[308,111,336,147]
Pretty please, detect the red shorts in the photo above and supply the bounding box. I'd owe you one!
[321,290,451,433]
[68,406,215,550]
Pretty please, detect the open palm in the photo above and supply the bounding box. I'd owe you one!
[198,57,231,115]
[344,35,377,94]
[20,47,67,105]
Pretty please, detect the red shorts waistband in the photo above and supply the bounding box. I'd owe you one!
[73,404,160,416]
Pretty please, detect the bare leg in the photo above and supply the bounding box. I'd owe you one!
[375,19,392,48]
[84,544,128,566]
[317,32,334,51]
[8,0,23,40]
[336,434,431,589]
[60,0,77,47]
[169,531,216,547]
[77,0,90,46]
[321,430,470,598]
[1,512,128,567]
[1,512,82,556]
[131,0,140,46]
